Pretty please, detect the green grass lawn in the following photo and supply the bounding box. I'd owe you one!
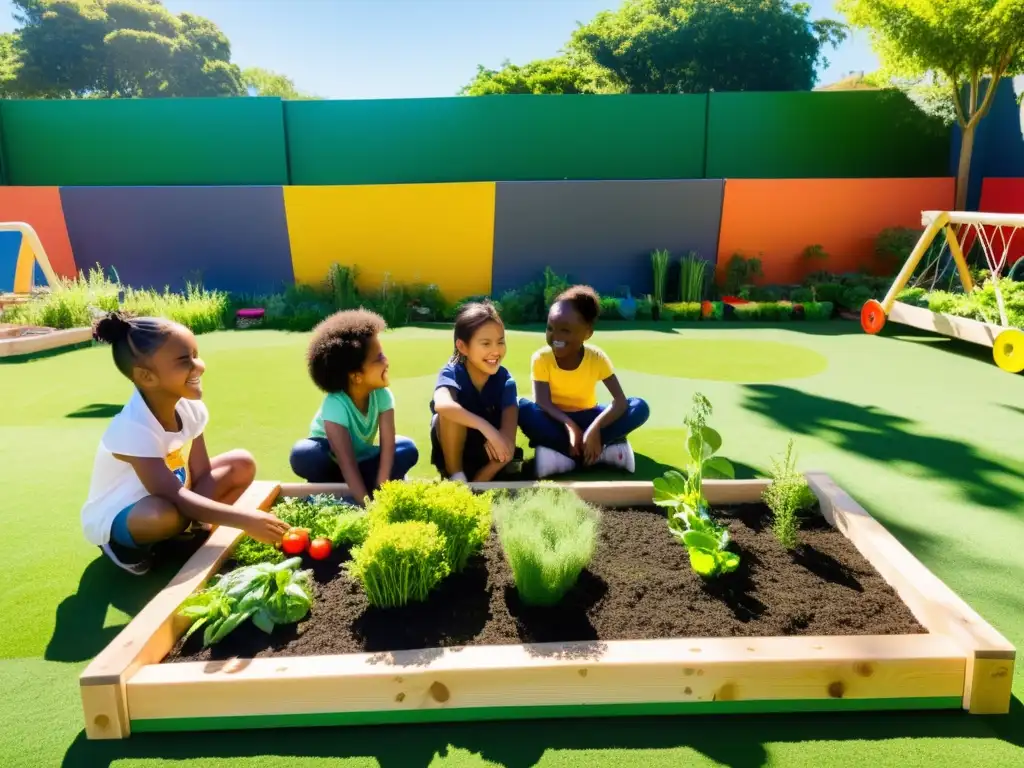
[2,322,1022,768]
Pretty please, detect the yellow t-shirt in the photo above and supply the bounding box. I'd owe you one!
[531,345,614,411]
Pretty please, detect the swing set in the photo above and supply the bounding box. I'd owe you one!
[861,210,1024,373]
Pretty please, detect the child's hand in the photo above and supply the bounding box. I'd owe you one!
[485,428,514,464]
[582,426,603,465]
[565,421,584,457]
[243,510,290,545]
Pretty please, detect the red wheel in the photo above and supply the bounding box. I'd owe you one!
[861,299,886,334]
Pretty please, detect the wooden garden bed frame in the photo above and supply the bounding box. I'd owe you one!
[79,475,1015,740]
[0,325,92,358]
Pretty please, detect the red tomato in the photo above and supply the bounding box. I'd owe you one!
[308,537,332,560]
[282,528,310,555]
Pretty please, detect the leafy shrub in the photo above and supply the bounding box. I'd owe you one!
[790,287,815,303]
[499,289,533,324]
[346,521,450,608]
[763,439,818,550]
[721,254,763,296]
[802,301,834,321]
[840,285,874,311]
[875,227,921,268]
[330,510,371,548]
[705,301,724,320]
[757,301,789,321]
[732,303,761,321]
[368,479,492,573]
[812,282,843,304]
[232,536,285,567]
[494,487,600,606]
[897,287,929,307]
[634,295,654,320]
[541,266,571,307]
[599,296,624,319]
[665,301,701,320]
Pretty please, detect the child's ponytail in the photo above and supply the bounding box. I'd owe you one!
[93,310,171,379]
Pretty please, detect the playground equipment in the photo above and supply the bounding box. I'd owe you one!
[0,221,60,297]
[861,210,1024,373]
[0,221,92,358]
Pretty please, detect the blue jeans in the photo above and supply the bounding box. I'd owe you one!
[517,397,650,455]
[289,437,419,491]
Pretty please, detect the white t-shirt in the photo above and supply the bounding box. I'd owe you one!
[80,389,210,546]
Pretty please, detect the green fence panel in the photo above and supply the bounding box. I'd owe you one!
[285,95,707,184]
[0,97,288,186]
[706,91,951,179]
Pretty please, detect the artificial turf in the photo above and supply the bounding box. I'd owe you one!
[1,322,1022,768]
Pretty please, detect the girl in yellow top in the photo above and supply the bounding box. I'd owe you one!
[518,285,650,478]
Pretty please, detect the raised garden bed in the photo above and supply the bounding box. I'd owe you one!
[79,476,1015,740]
[0,324,92,358]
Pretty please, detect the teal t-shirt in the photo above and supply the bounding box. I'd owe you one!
[309,388,394,460]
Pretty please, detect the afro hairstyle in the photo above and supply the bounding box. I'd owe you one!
[307,309,387,393]
[553,284,601,324]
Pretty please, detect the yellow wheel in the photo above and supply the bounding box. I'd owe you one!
[993,328,1024,373]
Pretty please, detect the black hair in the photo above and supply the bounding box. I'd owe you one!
[92,311,173,380]
[449,301,504,364]
[553,284,600,325]
[307,309,386,393]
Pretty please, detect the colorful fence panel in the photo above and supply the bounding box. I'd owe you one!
[283,183,495,300]
[0,98,288,186]
[0,187,77,287]
[492,180,724,297]
[284,95,707,185]
[707,91,950,180]
[716,178,956,285]
[58,187,294,294]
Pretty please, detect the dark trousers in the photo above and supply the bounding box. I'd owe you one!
[517,396,650,455]
[289,436,419,490]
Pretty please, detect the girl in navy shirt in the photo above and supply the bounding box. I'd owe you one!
[430,301,520,482]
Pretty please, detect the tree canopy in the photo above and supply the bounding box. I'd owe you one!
[2,0,299,99]
[839,0,1024,208]
[241,66,310,99]
[461,0,848,95]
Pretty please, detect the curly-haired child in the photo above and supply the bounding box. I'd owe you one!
[518,285,650,479]
[289,309,419,503]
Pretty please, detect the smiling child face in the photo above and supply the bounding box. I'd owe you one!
[545,300,592,362]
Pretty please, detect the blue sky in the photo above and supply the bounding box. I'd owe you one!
[1,0,879,99]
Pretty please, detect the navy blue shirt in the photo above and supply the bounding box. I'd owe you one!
[430,362,517,429]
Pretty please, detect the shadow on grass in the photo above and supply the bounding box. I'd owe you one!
[63,698,1024,768]
[45,547,202,663]
[1000,403,1024,419]
[878,324,1000,367]
[0,340,93,364]
[741,385,1024,512]
[65,403,123,419]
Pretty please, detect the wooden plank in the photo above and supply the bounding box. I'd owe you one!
[278,480,769,508]
[0,326,92,358]
[128,634,964,723]
[806,472,1015,714]
[80,481,281,739]
[888,301,1003,348]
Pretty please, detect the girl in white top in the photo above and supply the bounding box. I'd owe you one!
[82,312,289,575]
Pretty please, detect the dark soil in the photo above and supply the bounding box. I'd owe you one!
[165,504,925,662]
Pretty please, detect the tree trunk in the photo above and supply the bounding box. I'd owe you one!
[955,122,975,211]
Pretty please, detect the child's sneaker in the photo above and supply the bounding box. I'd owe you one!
[449,471,469,483]
[599,440,636,473]
[100,541,152,576]
[535,446,576,479]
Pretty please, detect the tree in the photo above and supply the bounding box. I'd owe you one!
[10,0,245,98]
[567,0,847,93]
[242,66,304,99]
[839,0,1024,210]
[0,32,19,96]
[459,56,617,95]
